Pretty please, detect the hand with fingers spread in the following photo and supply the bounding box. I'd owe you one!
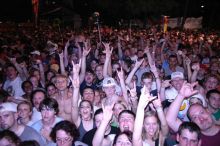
[152,95,162,109]
[144,45,150,54]
[82,45,91,57]
[70,60,81,88]
[116,67,124,80]
[191,63,200,71]
[65,40,70,49]
[179,81,198,98]
[139,86,157,109]
[58,51,64,59]
[8,57,17,64]
[127,81,137,98]
[161,80,171,88]
[185,57,191,66]
[102,102,115,123]
[35,59,42,65]
[150,63,159,76]
[102,42,113,58]
[134,58,144,69]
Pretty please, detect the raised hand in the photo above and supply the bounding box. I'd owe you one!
[161,80,171,88]
[82,44,91,57]
[134,58,144,68]
[8,57,16,63]
[152,94,162,109]
[69,60,81,88]
[191,63,200,71]
[127,81,137,98]
[150,63,158,76]
[102,42,113,57]
[139,86,157,109]
[35,59,42,65]
[58,51,64,59]
[65,40,70,48]
[102,102,115,123]
[185,57,191,66]
[179,81,198,98]
[116,67,124,80]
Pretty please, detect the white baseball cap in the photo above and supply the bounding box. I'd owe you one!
[0,102,17,113]
[171,72,184,80]
[102,77,116,87]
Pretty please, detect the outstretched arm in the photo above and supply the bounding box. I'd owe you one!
[117,67,129,105]
[166,81,198,132]
[92,103,114,146]
[58,51,67,75]
[190,63,200,83]
[103,42,113,77]
[8,57,28,81]
[70,60,81,127]
[152,97,168,137]
[125,59,144,87]
[133,86,156,146]
[79,41,91,83]
[36,59,46,88]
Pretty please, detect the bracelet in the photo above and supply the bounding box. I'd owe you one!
[156,107,163,113]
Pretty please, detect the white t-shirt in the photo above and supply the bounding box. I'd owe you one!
[31,107,42,123]
[3,76,24,97]
[165,87,189,121]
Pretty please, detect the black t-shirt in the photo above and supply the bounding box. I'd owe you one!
[82,126,120,146]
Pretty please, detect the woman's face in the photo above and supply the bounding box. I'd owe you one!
[114,134,132,146]
[56,129,73,146]
[144,116,159,138]
[79,101,92,119]
[29,76,39,88]
[113,103,126,118]
[0,138,17,146]
[47,72,55,81]
[204,77,218,91]
[47,85,57,96]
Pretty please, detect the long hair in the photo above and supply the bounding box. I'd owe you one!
[143,111,160,141]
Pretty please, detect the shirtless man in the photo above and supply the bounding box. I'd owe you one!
[53,40,90,121]
[102,77,125,105]
[53,74,72,121]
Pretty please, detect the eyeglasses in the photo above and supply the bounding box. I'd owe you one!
[56,136,72,144]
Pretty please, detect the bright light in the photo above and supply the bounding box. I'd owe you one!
[201,5,204,8]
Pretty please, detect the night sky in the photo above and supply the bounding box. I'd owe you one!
[0,0,219,28]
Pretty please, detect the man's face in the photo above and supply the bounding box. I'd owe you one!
[189,105,213,131]
[17,104,32,119]
[204,77,218,91]
[95,66,103,79]
[33,92,45,110]
[0,111,16,130]
[208,93,220,110]
[177,129,201,146]
[83,88,95,103]
[169,57,177,66]
[23,82,33,94]
[141,78,152,90]
[85,72,94,84]
[6,66,17,80]
[118,112,134,132]
[103,86,116,97]
[41,106,56,123]
[95,113,103,127]
[0,138,17,146]
[55,77,68,91]
[171,77,184,91]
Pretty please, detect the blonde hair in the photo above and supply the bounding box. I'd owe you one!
[143,111,160,141]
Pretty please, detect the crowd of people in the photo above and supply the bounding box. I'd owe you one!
[0,22,219,146]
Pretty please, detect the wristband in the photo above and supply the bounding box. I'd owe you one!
[156,107,163,113]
